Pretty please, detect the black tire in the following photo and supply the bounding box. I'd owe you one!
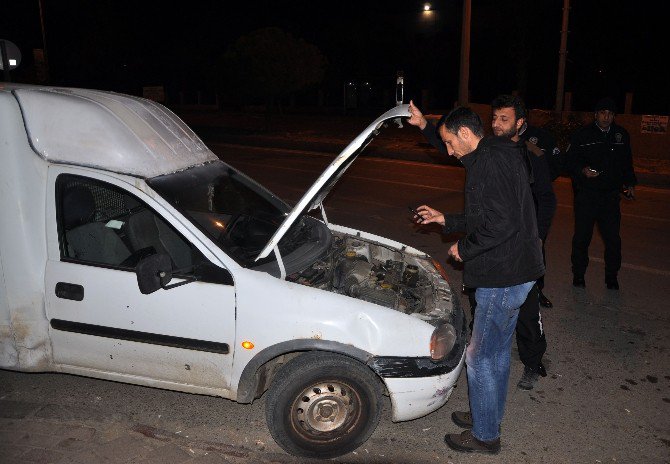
[265,351,383,459]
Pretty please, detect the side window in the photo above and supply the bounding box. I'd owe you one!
[57,175,202,272]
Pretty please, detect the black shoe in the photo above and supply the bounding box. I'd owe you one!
[538,291,553,308]
[451,410,473,428]
[444,429,500,454]
[606,277,619,290]
[572,276,585,288]
[517,363,547,391]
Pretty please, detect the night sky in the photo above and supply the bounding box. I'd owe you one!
[3,0,667,114]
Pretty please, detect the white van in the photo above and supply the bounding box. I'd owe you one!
[0,83,465,459]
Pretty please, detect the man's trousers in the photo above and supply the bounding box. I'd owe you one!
[467,283,546,369]
[571,189,622,279]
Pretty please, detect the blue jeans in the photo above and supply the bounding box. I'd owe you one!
[466,281,535,442]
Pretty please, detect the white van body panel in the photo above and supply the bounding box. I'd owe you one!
[14,87,218,177]
[0,91,53,371]
[46,261,236,387]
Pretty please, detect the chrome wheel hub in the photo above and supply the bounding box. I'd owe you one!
[293,382,353,433]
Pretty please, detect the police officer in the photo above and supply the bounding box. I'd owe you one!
[567,97,637,290]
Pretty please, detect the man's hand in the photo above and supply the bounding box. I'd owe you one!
[448,242,462,262]
[415,205,445,226]
[408,100,427,130]
[582,166,600,178]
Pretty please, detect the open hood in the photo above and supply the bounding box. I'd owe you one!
[255,104,411,262]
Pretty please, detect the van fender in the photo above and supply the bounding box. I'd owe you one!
[236,339,373,404]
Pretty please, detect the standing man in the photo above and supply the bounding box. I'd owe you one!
[567,97,636,290]
[414,107,544,454]
[490,95,555,389]
[409,97,554,390]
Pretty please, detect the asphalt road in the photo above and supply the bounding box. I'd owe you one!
[2,143,669,463]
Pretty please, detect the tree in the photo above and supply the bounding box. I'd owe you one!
[219,27,326,118]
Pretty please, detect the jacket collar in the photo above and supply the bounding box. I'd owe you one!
[461,136,520,168]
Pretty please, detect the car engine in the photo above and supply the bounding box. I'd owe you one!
[286,232,456,324]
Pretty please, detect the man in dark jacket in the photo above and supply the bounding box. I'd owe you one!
[566,97,636,290]
[490,95,555,389]
[413,107,544,454]
[409,97,554,391]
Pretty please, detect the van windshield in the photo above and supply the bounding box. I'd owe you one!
[148,161,312,267]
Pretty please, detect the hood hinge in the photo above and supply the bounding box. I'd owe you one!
[319,203,329,225]
[274,245,286,280]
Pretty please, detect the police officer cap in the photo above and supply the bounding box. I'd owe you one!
[595,97,616,113]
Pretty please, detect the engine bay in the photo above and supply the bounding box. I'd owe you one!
[286,232,456,324]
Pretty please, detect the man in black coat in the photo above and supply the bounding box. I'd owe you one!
[566,97,636,290]
[413,107,544,454]
[492,95,558,309]
[409,96,555,391]
[489,95,555,389]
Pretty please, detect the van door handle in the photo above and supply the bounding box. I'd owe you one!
[55,282,84,301]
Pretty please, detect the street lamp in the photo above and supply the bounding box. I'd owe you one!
[420,2,436,32]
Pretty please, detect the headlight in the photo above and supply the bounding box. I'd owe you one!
[430,323,457,360]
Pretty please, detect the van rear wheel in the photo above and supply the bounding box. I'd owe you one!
[265,352,383,459]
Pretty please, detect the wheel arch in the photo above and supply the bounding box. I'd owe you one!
[236,339,374,404]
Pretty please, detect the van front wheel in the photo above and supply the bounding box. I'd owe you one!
[265,352,383,459]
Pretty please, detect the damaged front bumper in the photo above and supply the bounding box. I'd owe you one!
[368,341,466,422]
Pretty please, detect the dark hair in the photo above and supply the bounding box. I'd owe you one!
[436,107,484,138]
[491,94,527,120]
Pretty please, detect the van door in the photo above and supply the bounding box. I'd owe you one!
[44,170,237,392]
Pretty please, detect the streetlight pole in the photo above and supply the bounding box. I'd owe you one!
[458,0,471,106]
[555,0,570,112]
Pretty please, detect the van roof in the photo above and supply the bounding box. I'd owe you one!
[2,84,218,178]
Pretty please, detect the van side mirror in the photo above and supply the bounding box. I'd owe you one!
[136,254,173,294]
